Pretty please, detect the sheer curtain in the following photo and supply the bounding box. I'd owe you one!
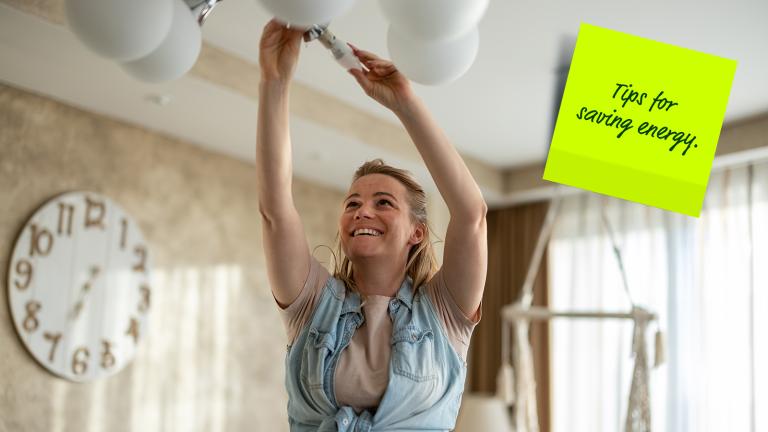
[548,159,768,432]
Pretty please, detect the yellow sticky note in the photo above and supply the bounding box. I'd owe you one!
[543,23,737,217]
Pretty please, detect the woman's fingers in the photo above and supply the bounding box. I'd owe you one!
[348,46,398,76]
[356,58,397,79]
[365,59,396,74]
[261,18,303,45]
[349,68,374,95]
[351,47,384,63]
[348,44,399,74]
[259,18,304,82]
[262,19,287,40]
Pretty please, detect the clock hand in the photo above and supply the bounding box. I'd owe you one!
[69,266,100,321]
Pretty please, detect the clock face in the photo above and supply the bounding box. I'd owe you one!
[7,191,152,382]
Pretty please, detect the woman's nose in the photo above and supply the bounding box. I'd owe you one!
[354,203,374,219]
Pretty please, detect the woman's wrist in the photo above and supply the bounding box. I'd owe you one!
[259,77,292,97]
[392,92,424,121]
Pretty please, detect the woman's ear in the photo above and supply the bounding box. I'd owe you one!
[409,223,426,246]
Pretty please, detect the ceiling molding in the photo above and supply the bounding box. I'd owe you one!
[716,111,768,157]
[3,0,63,24]
[499,111,768,207]
[0,0,504,197]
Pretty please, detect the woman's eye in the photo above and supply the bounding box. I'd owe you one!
[378,199,392,206]
[346,202,359,209]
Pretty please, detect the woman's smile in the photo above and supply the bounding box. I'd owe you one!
[340,173,417,260]
[352,228,383,237]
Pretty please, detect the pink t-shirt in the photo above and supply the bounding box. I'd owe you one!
[279,257,481,413]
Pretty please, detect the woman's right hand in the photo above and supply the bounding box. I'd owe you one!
[259,19,304,84]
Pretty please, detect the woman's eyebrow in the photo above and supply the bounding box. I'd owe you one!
[373,192,398,202]
[344,192,398,202]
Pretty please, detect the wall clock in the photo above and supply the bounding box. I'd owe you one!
[7,191,152,382]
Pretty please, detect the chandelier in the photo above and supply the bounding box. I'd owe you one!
[65,0,488,85]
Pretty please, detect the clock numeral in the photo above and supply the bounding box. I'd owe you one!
[43,332,62,363]
[13,259,34,291]
[57,202,75,236]
[84,196,106,230]
[23,300,41,333]
[120,218,128,250]
[101,340,116,369]
[125,317,139,344]
[29,224,54,257]
[72,347,89,376]
[133,245,147,272]
[138,285,151,313]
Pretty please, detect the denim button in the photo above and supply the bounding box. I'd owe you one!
[342,418,349,426]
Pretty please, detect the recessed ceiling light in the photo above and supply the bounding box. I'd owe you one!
[145,93,172,106]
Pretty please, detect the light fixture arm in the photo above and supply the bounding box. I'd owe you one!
[184,0,222,25]
[303,24,328,43]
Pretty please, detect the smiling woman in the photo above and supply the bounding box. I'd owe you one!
[336,168,434,293]
[255,18,487,431]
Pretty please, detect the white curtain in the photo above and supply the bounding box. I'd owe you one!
[548,159,768,432]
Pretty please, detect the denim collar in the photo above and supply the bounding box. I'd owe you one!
[341,276,414,314]
[394,276,414,310]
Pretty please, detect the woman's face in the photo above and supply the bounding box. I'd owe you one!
[340,174,424,263]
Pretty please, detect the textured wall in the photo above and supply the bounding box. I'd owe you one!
[0,83,344,432]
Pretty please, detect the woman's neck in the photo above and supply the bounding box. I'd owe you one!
[352,256,408,297]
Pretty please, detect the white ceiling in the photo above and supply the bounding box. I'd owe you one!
[1,0,766,201]
[202,0,768,166]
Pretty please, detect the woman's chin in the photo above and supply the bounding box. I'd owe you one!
[346,246,384,261]
[344,238,383,257]
[348,250,379,260]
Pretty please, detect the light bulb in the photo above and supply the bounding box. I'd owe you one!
[65,0,174,61]
[121,0,202,82]
[379,0,488,42]
[387,25,479,86]
[256,0,357,27]
[316,28,363,71]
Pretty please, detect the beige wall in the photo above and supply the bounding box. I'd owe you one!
[498,110,768,205]
[0,83,346,432]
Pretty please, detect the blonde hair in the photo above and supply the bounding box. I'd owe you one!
[332,159,438,293]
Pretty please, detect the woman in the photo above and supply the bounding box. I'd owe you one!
[256,19,488,431]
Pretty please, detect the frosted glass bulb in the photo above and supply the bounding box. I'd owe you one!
[380,0,488,42]
[387,25,479,85]
[317,29,363,71]
[121,0,201,82]
[65,0,173,61]
[256,0,357,27]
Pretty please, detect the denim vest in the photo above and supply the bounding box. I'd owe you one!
[285,275,467,431]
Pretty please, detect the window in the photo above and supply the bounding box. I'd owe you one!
[548,160,768,432]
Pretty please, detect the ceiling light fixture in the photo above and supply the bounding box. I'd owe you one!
[380,0,488,85]
[380,0,489,42]
[387,25,480,86]
[66,0,489,85]
[65,0,174,61]
[120,0,204,82]
[256,0,356,28]
[66,0,223,82]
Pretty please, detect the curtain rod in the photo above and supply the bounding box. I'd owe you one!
[502,304,657,322]
[490,145,768,208]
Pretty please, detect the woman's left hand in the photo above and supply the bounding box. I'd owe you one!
[348,46,416,114]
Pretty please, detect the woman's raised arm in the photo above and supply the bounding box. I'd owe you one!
[349,49,487,318]
[256,20,312,307]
